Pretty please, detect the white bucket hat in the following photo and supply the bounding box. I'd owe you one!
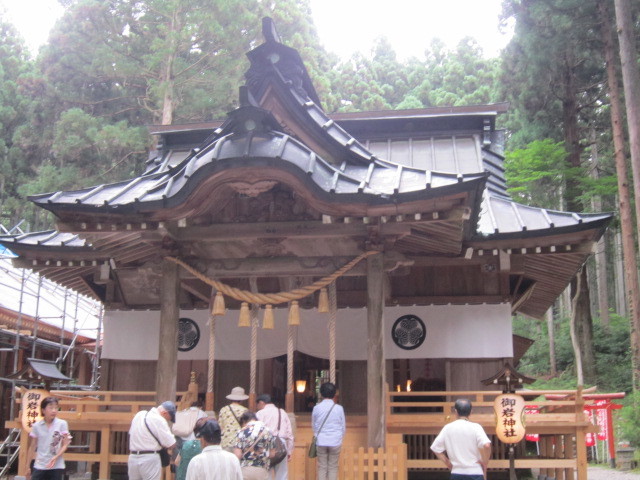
[226,386,249,401]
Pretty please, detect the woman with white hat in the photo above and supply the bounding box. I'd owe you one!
[218,387,249,451]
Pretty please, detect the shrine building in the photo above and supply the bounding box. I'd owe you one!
[0,17,611,479]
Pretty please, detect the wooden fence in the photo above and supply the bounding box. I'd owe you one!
[5,387,595,480]
[385,388,594,480]
[302,444,407,480]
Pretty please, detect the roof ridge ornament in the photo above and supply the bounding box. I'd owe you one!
[262,17,281,44]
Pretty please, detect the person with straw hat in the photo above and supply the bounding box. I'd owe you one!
[219,387,249,452]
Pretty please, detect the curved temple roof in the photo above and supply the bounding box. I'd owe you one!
[29,101,488,218]
[0,17,613,320]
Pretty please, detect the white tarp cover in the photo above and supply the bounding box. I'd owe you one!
[102,304,512,360]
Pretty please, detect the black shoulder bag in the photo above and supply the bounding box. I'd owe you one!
[143,411,171,467]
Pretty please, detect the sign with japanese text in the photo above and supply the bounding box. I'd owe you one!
[21,389,49,432]
[596,400,608,440]
[494,393,526,443]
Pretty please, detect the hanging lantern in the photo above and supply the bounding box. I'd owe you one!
[262,305,274,329]
[288,300,300,326]
[296,380,307,393]
[318,287,329,313]
[238,302,251,327]
[212,291,226,316]
[494,393,526,443]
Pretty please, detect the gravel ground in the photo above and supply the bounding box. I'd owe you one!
[586,465,640,479]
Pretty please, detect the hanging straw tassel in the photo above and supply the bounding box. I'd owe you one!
[318,287,329,313]
[212,291,226,316]
[288,300,300,326]
[238,302,251,327]
[262,305,274,329]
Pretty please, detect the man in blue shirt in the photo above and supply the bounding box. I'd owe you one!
[311,382,345,480]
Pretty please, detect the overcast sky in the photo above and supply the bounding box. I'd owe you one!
[1,0,512,60]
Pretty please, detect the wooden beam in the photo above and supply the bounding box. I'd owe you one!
[180,280,211,303]
[342,293,508,307]
[157,259,179,404]
[172,254,414,278]
[366,252,385,448]
[173,221,413,241]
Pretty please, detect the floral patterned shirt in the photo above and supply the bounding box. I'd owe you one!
[219,403,247,450]
[234,420,274,469]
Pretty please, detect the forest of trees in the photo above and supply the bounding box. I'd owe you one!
[2,0,640,431]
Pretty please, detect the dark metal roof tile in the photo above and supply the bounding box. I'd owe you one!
[478,194,612,237]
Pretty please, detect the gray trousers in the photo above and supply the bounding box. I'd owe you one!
[316,445,341,480]
[128,453,162,480]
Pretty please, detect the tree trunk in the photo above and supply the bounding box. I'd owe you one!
[609,0,640,388]
[160,4,181,125]
[588,125,610,327]
[599,0,640,389]
[570,270,585,385]
[572,267,596,383]
[613,228,628,316]
[546,308,557,377]
[562,59,597,385]
[614,0,640,243]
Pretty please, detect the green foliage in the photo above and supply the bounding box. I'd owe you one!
[505,139,570,209]
[513,312,632,393]
[620,392,640,447]
[326,35,499,113]
[52,108,149,180]
[0,0,329,228]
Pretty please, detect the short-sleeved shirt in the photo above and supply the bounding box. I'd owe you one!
[186,445,242,480]
[430,419,491,475]
[30,417,71,470]
[234,420,273,469]
[129,408,175,452]
[219,403,247,450]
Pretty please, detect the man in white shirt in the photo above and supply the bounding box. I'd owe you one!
[430,399,491,480]
[128,401,177,480]
[256,394,294,480]
[186,419,242,480]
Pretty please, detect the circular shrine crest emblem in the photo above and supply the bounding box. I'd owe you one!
[177,318,200,352]
[391,315,426,350]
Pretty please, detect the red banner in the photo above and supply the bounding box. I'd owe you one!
[596,400,608,440]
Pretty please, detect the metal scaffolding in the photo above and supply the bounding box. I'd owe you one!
[0,222,103,409]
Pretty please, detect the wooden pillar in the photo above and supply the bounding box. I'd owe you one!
[366,252,385,447]
[285,322,294,412]
[206,313,215,411]
[575,388,587,480]
[156,259,179,404]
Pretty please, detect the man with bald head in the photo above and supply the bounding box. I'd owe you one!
[430,399,491,480]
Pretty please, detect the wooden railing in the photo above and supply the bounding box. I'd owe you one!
[7,390,179,479]
[5,388,595,480]
[385,389,594,480]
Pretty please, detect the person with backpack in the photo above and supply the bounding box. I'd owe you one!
[256,394,293,480]
[233,412,273,480]
[218,386,249,452]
